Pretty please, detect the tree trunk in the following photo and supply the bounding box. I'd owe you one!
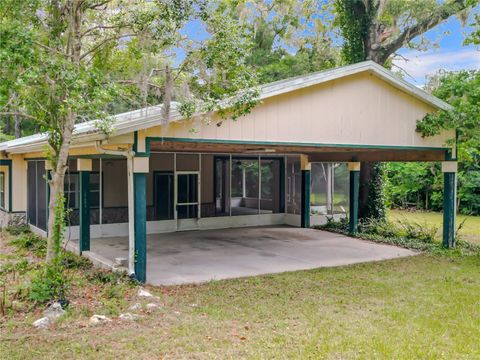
[46,113,75,262]
[14,114,21,138]
[358,162,386,221]
[45,1,82,262]
[46,171,66,261]
[5,116,11,135]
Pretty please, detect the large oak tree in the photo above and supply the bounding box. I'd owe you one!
[334,0,478,220]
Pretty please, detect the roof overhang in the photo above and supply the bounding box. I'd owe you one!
[0,61,453,155]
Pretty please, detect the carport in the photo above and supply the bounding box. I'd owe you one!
[1,61,456,284]
[71,226,415,285]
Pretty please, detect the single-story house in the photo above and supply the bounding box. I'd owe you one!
[0,61,457,283]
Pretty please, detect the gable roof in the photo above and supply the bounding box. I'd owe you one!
[0,61,452,154]
[259,61,452,111]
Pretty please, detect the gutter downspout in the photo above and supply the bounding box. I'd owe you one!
[95,141,136,277]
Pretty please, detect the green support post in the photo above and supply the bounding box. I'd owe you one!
[79,170,90,252]
[134,173,147,283]
[301,169,311,228]
[349,170,360,234]
[443,171,456,248]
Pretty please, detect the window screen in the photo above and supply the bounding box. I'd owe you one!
[27,160,47,231]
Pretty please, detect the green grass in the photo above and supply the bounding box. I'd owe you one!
[389,209,480,244]
[2,220,480,359]
[2,253,480,359]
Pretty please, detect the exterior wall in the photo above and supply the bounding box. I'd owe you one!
[0,156,28,228]
[145,72,453,149]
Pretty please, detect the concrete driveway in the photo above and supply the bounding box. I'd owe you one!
[81,226,416,285]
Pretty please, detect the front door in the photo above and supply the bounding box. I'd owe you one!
[175,172,200,230]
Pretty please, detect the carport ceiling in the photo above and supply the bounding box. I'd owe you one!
[149,140,447,162]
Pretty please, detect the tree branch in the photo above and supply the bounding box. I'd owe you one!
[79,33,136,60]
[116,79,163,90]
[380,0,471,60]
[0,112,37,121]
[81,24,122,37]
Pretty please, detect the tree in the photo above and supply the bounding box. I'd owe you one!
[223,0,339,84]
[0,0,258,264]
[417,70,480,215]
[334,0,478,221]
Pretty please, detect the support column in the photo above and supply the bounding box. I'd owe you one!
[300,155,311,228]
[348,162,360,234]
[133,157,149,283]
[442,161,457,248]
[78,159,92,253]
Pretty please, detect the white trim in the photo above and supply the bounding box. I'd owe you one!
[67,213,287,239]
[29,224,47,238]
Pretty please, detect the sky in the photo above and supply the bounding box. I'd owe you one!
[179,5,479,86]
[393,15,480,85]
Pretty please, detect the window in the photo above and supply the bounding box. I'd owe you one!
[64,172,101,209]
[64,173,79,209]
[0,172,5,209]
[310,163,350,216]
[227,157,283,216]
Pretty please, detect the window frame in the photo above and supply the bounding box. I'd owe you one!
[0,171,5,210]
[64,171,102,210]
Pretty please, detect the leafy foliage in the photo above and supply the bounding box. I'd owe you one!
[413,70,480,215]
[317,216,479,253]
[9,232,47,258]
[360,162,386,221]
[28,262,69,304]
[222,0,339,84]
[334,0,377,63]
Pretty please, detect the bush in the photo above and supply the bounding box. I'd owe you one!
[28,262,69,304]
[9,232,46,258]
[87,268,130,284]
[1,259,30,275]
[61,250,92,270]
[6,224,32,236]
[316,216,441,251]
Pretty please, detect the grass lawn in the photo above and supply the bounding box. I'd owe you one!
[389,209,480,244]
[1,231,480,358]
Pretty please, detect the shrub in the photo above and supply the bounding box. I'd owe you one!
[28,262,69,304]
[316,216,441,251]
[1,259,30,275]
[61,250,92,270]
[6,224,32,236]
[87,268,130,284]
[9,232,46,258]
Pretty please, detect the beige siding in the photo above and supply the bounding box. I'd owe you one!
[11,156,27,212]
[151,73,452,148]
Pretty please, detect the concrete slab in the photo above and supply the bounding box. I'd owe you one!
[79,226,416,285]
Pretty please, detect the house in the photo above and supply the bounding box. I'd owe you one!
[0,61,457,283]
